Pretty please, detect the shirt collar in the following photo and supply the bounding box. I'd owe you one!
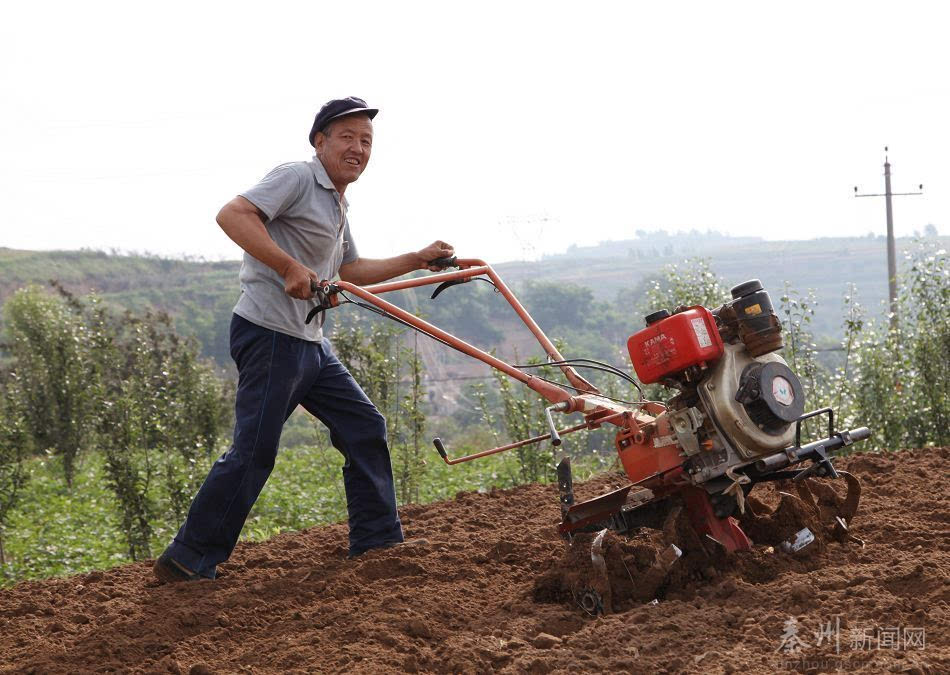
[310,155,348,207]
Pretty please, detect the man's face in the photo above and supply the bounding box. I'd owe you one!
[314,114,374,192]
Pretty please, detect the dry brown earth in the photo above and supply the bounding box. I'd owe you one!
[1,447,947,674]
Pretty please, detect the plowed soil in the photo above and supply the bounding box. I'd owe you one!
[1,448,947,674]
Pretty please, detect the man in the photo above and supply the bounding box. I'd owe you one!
[154,97,453,582]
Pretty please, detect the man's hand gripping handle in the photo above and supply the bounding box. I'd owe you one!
[305,280,336,325]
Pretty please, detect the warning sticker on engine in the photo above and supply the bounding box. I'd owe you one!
[691,317,712,348]
[743,303,762,316]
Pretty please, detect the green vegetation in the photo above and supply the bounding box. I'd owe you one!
[0,430,607,585]
[0,285,231,569]
[835,247,950,449]
[0,382,30,566]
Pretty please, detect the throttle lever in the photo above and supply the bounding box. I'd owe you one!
[431,278,467,299]
[428,255,458,269]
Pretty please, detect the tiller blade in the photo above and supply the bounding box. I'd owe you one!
[793,470,863,544]
[558,485,633,535]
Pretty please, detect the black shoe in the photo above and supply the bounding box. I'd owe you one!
[153,551,202,583]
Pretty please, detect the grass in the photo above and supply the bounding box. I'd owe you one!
[0,441,612,587]
[1,454,128,583]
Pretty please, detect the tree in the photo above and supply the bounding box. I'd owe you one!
[849,245,950,449]
[395,334,427,504]
[91,307,230,559]
[0,379,31,566]
[643,257,728,314]
[3,285,100,487]
[521,281,594,331]
[494,371,548,484]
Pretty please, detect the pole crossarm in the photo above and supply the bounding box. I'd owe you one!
[854,192,923,197]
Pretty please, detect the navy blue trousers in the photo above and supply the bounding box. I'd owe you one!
[167,314,403,576]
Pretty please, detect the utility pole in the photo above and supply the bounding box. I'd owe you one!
[854,147,923,331]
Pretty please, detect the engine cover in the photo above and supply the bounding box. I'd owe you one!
[697,342,797,459]
[734,361,805,431]
[628,306,724,384]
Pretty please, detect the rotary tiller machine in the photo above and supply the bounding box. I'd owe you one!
[307,257,869,612]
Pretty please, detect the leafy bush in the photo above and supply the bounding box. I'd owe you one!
[1,284,230,561]
[643,257,729,313]
[843,245,949,450]
[3,285,100,486]
[0,382,31,565]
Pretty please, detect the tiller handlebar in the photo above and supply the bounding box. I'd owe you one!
[308,258,645,456]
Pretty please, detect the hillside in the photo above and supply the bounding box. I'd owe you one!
[0,248,239,368]
[504,235,946,328]
[0,447,946,673]
[1,235,946,378]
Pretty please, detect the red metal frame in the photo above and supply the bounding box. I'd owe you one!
[324,259,598,399]
[314,259,643,464]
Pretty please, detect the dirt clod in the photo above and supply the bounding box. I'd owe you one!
[532,632,562,649]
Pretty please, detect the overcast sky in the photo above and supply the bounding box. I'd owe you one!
[1,1,947,263]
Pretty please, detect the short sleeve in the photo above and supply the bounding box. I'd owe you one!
[342,221,359,265]
[239,165,303,222]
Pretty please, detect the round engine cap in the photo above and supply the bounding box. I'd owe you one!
[735,360,806,433]
[757,361,805,422]
[730,279,763,299]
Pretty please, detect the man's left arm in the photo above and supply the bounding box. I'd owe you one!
[338,240,455,286]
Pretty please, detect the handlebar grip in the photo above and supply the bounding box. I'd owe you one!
[433,437,447,460]
[428,256,458,269]
[306,280,335,324]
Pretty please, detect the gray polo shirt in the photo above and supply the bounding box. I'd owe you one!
[233,156,359,342]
